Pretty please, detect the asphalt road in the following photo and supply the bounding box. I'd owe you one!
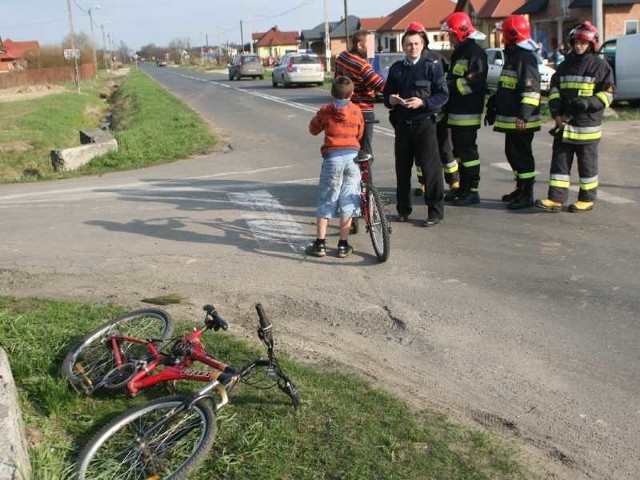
[1,64,639,479]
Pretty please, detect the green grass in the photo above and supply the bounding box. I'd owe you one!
[0,296,551,480]
[0,70,217,183]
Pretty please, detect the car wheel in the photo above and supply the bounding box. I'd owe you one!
[235,71,241,81]
[283,77,291,88]
[229,73,234,81]
[260,75,264,80]
[272,76,278,87]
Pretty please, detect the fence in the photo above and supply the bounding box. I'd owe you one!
[0,64,97,89]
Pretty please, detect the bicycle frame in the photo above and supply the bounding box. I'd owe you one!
[109,326,235,396]
[357,157,373,225]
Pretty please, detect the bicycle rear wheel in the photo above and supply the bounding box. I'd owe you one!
[366,184,390,262]
[76,395,216,480]
[62,308,174,394]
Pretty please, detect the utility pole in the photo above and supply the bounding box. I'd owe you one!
[592,0,604,40]
[100,23,109,71]
[107,32,113,71]
[65,0,81,93]
[240,20,244,52]
[343,0,349,48]
[248,14,254,53]
[87,6,99,74]
[323,0,331,73]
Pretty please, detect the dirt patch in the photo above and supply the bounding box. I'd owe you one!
[0,140,32,153]
[0,84,67,103]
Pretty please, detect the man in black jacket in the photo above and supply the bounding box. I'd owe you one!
[383,27,449,226]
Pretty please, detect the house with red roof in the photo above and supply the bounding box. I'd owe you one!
[375,0,459,52]
[252,26,299,64]
[0,38,40,72]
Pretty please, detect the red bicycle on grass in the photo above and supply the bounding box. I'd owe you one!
[62,303,299,479]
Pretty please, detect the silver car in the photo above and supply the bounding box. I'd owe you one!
[272,53,325,88]
[486,48,555,93]
[228,54,264,81]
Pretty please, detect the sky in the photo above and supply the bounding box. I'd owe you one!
[1,0,410,50]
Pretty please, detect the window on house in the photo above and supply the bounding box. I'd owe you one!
[624,20,638,35]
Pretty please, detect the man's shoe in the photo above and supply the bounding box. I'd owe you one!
[337,242,353,258]
[534,198,562,212]
[305,241,326,257]
[444,188,460,202]
[568,201,594,213]
[423,217,441,227]
[507,195,534,210]
[396,214,409,222]
[350,217,359,234]
[453,191,480,206]
[501,189,522,203]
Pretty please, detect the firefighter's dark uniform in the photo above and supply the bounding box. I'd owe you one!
[384,56,449,221]
[545,52,614,205]
[446,38,488,204]
[493,45,541,209]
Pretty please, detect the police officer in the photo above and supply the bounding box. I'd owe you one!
[490,15,541,210]
[383,27,449,226]
[408,22,459,199]
[535,21,614,213]
[440,12,488,206]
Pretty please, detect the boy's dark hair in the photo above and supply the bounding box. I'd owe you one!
[331,76,354,99]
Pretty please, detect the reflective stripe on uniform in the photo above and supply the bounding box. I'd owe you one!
[495,115,541,130]
[559,74,596,92]
[579,175,598,190]
[448,113,481,127]
[562,124,602,141]
[462,158,480,168]
[522,91,541,107]
[518,171,536,179]
[452,60,468,77]
[456,77,472,95]
[548,87,560,101]
[596,91,612,108]
[499,69,518,89]
[442,160,459,173]
[549,173,571,189]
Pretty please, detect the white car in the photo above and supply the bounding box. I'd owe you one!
[486,48,555,93]
[272,53,325,88]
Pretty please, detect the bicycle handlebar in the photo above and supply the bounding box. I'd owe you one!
[203,304,228,331]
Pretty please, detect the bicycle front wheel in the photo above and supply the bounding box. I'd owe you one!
[76,395,217,480]
[62,308,174,394]
[366,184,390,262]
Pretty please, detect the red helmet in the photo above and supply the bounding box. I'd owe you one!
[404,21,429,46]
[498,15,531,46]
[569,20,599,50]
[441,12,476,42]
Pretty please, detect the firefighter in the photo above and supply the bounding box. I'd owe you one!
[535,21,614,213]
[440,12,488,206]
[488,15,541,209]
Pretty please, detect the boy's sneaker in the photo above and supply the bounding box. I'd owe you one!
[305,241,326,257]
[337,242,353,258]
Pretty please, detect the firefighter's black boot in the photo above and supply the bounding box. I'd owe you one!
[507,179,534,210]
[501,178,523,202]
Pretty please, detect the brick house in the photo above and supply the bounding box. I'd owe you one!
[0,38,39,72]
[252,26,299,64]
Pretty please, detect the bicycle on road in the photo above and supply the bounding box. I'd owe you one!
[355,149,392,262]
[63,303,299,479]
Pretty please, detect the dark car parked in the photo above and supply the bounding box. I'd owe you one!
[228,54,264,81]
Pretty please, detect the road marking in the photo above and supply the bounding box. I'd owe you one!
[0,166,294,205]
[228,189,307,253]
[491,162,634,204]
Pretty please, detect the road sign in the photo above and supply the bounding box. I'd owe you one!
[63,49,81,60]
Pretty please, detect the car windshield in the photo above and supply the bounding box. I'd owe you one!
[292,55,320,65]
[242,56,260,64]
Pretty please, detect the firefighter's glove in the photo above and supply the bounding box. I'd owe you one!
[569,97,590,113]
[484,95,496,126]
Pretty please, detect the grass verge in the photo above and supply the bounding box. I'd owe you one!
[0,296,552,480]
[0,69,217,183]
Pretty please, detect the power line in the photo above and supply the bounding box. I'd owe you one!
[255,0,315,22]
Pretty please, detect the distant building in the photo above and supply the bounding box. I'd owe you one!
[0,38,40,72]
[253,26,299,64]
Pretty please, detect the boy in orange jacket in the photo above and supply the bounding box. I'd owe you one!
[306,76,364,258]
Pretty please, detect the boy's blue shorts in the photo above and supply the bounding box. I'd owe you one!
[316,152,361,218]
